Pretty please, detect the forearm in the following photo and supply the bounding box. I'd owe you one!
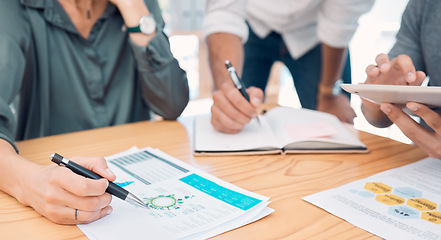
[129,31,189,120]
[140,59,189,120]
[206,33,244,90]
[318,44,347,92]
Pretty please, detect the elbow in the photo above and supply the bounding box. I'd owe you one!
[163,98,189,120]
[163,83,189,120]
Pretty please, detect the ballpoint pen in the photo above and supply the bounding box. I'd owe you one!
[225,60,261,125]
[50,153,149,209]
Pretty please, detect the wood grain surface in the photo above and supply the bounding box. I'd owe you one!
[0,118,427,239]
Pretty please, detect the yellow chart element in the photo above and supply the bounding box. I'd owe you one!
[375,194,405,205]
[407,198,438,211]
[365,182,392,194]
[421,211,441,224]
[363,182,441,225]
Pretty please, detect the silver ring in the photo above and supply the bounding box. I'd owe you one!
[75,209,78,221]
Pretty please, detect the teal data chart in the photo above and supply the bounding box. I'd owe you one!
[180,173,262,211]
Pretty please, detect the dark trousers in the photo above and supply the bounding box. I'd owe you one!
[242,25,352,110]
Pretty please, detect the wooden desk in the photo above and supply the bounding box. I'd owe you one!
[0,119,427,239]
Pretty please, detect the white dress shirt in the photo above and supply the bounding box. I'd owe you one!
[203,0,374,59]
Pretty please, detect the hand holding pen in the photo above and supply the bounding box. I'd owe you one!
[210,60,264,133]
[225,60,250,101]
[225,60,261,125]
[50,153,149,210]
[15,155,119,225]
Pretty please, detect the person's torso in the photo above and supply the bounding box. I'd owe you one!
[17,1,146,140]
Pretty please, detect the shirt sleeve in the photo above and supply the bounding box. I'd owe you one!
[389,0,425,72]
[202,0,248,43]
[317,0,374,48]
[0,2,31,152]
[128,0,189,120]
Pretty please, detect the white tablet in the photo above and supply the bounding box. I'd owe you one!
[341,84,441,108]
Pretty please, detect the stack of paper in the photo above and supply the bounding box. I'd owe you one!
[79,147,273,240]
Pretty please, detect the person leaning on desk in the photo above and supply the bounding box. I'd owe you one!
[360,0,441,159]
[203,0,374,134]
[0,0,189,224]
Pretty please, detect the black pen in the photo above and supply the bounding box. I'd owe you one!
[50,153,149,209]
[225,60,261,125]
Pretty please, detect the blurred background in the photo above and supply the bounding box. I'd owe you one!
[159,0,412,144]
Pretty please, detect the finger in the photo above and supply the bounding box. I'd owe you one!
[342,108,356,124]
[337,114,354,124]
[74,206,113,224]
[407,102,441,133]
[71,156,116,181]
[49,187,112,212]
[393,54,417,83]
[45,169,112,209]
[374,53,390,72]
[210,104,245,133]
[365,64,380,76]
[365,65,381,85]
[246,87,264,108]
[213,89,252,125]
[380,103,435,144]
[45,205,113,225]
[411,71,427,86]
[50,167,109,197]
[223,86,258,118]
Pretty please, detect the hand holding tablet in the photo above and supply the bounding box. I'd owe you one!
[341,84,441,109]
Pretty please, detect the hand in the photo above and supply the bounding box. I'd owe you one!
[108,0,148,21]
[365,53,426,86]
[380,102,441,158]
[18,156,116,224]
[317,93,356,124]
[211,81,263,133]
[361,54,427,127]
[108,0,155,46]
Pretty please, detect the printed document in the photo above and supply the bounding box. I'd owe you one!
[303,158,441,240]
[78,147,273,240]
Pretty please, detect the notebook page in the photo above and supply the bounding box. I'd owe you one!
[265,107,364,149]
[194,114,282,152]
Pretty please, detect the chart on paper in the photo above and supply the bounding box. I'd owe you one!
[109,150,189,185]
[304,157,441,240]
[77,147,272,240]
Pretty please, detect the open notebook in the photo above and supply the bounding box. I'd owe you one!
[194,107,368,155]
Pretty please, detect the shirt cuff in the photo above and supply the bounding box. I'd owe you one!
[317,1,374,48]
[0,131,18,153]
[202,10,248,43]
[128,31,175,72]
[317,17,357,48]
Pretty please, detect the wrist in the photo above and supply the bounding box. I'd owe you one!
[319,79,343,97]
[115,1,151,27]
[0,149,37,205]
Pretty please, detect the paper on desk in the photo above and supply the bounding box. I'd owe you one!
[303,157,441,240]
[78,147,273,240]
[284,120,338,140]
